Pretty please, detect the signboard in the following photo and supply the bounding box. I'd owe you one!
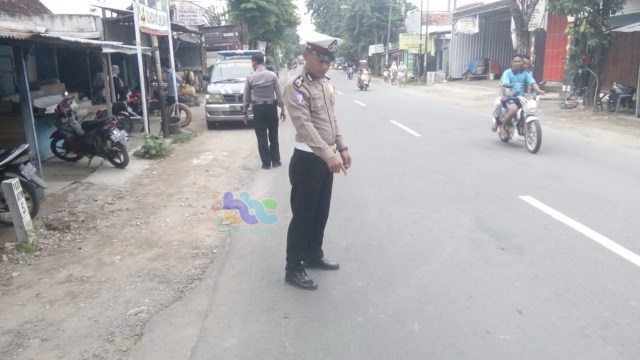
[399,32,422,53]
[138,0,170,35]
[176,8,203,26]
[257,41,266,54]
[368,43,384,56]
[454,16,479,34]
[528,0,547,31]
[204,25,242,51]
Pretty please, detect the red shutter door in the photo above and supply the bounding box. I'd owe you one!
[543,15,569,82]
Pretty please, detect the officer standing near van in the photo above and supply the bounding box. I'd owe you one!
[243,53,286,169]
[282,34,352,290]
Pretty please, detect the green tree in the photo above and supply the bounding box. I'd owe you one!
[202,5,227,26]
[226,0,300,59]
[509,0,541,55]
[306,0,407,64]
[548,0,626,105]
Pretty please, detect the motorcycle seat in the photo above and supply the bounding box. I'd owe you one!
[81,117,112,132]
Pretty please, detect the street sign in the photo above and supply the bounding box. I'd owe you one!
[176,9,203,26]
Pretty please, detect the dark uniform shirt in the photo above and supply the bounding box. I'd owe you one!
[283,68,347,161]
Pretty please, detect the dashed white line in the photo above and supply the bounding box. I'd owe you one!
[390,120,421,137]
[520,195,640,268]
[337,90,344,95]
[353,100,367,107]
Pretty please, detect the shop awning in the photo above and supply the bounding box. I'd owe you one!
[0,30,151,55]
[612,22,640,32]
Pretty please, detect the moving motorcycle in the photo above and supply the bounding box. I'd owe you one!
[347,66,355,80]
[50,93,130,168]
[397,70,406,87]
[0,143,48,226]
[390,69,398,85]
[357,69,371,91]
[493,94,542,154]
[383,69,390,83]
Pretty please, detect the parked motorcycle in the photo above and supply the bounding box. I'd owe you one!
[0,143,48,226]
[50,93,130,168]
[606,81,636,113]
[357,69,371,91]
[112,100,140,133]
[493,94,542,154]
[347,66,354,80]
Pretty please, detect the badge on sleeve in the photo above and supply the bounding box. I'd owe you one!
[292,91,304,104]
[328,83,335,95]
[293,76,304,88]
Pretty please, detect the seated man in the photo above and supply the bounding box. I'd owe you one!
[492,54,544,136]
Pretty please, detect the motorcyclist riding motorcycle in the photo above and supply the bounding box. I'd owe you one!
[357,60,371,90]
[492,54,544,137]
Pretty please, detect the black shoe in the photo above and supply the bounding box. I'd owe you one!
[285,270,317,290]
[272,161,282,168]
[303,257,340,270]
[262,164,271,170]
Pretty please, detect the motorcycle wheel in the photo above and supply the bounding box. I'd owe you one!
[0,179,40,226]
[105,142,129,169]
[116,114,133,133]
[50,135,84,161]
[525,119,542,154]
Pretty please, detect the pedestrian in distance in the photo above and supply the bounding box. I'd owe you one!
[242,53,286,169]
[282,33,352,290]
[161,59,183,106]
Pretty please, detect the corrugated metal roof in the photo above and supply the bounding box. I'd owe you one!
[612,22,640,32]
[0,30,151,54]
[0,0,52,16]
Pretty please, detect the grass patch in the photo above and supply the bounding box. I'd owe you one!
[171,129,200,144]
[17,241,37,253]
[134,134,174,159]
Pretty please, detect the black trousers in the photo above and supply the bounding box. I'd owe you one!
[253,103,280,166]
[286,149,334,271]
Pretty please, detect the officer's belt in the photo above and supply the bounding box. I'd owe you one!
[253,100,277,105]
[295,142,337,153]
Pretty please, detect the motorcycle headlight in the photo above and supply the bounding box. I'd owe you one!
[206,94,224,104]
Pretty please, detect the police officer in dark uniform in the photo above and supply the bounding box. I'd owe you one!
[243,53,286,169]
[282,34,352,290]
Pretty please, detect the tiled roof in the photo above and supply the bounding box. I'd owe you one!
[0,0,52,16]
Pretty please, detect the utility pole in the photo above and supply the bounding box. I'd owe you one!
[423,0,430,84]
[386,0,392,65]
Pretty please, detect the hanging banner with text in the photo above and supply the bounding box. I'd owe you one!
[454,15,479,34]
[138,0,170,36]
[399,32,422,53]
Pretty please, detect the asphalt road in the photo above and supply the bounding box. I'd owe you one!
[131,70,640,360]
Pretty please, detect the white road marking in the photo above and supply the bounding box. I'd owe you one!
[390,120,421,137]
[520,195,640,268]
[337,90,344,95]
[354,100,367,107]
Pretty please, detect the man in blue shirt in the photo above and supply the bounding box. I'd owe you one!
[495,54,544,137]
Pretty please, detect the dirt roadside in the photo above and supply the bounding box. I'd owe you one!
[0,79,638,360]
[0,110,256,359]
